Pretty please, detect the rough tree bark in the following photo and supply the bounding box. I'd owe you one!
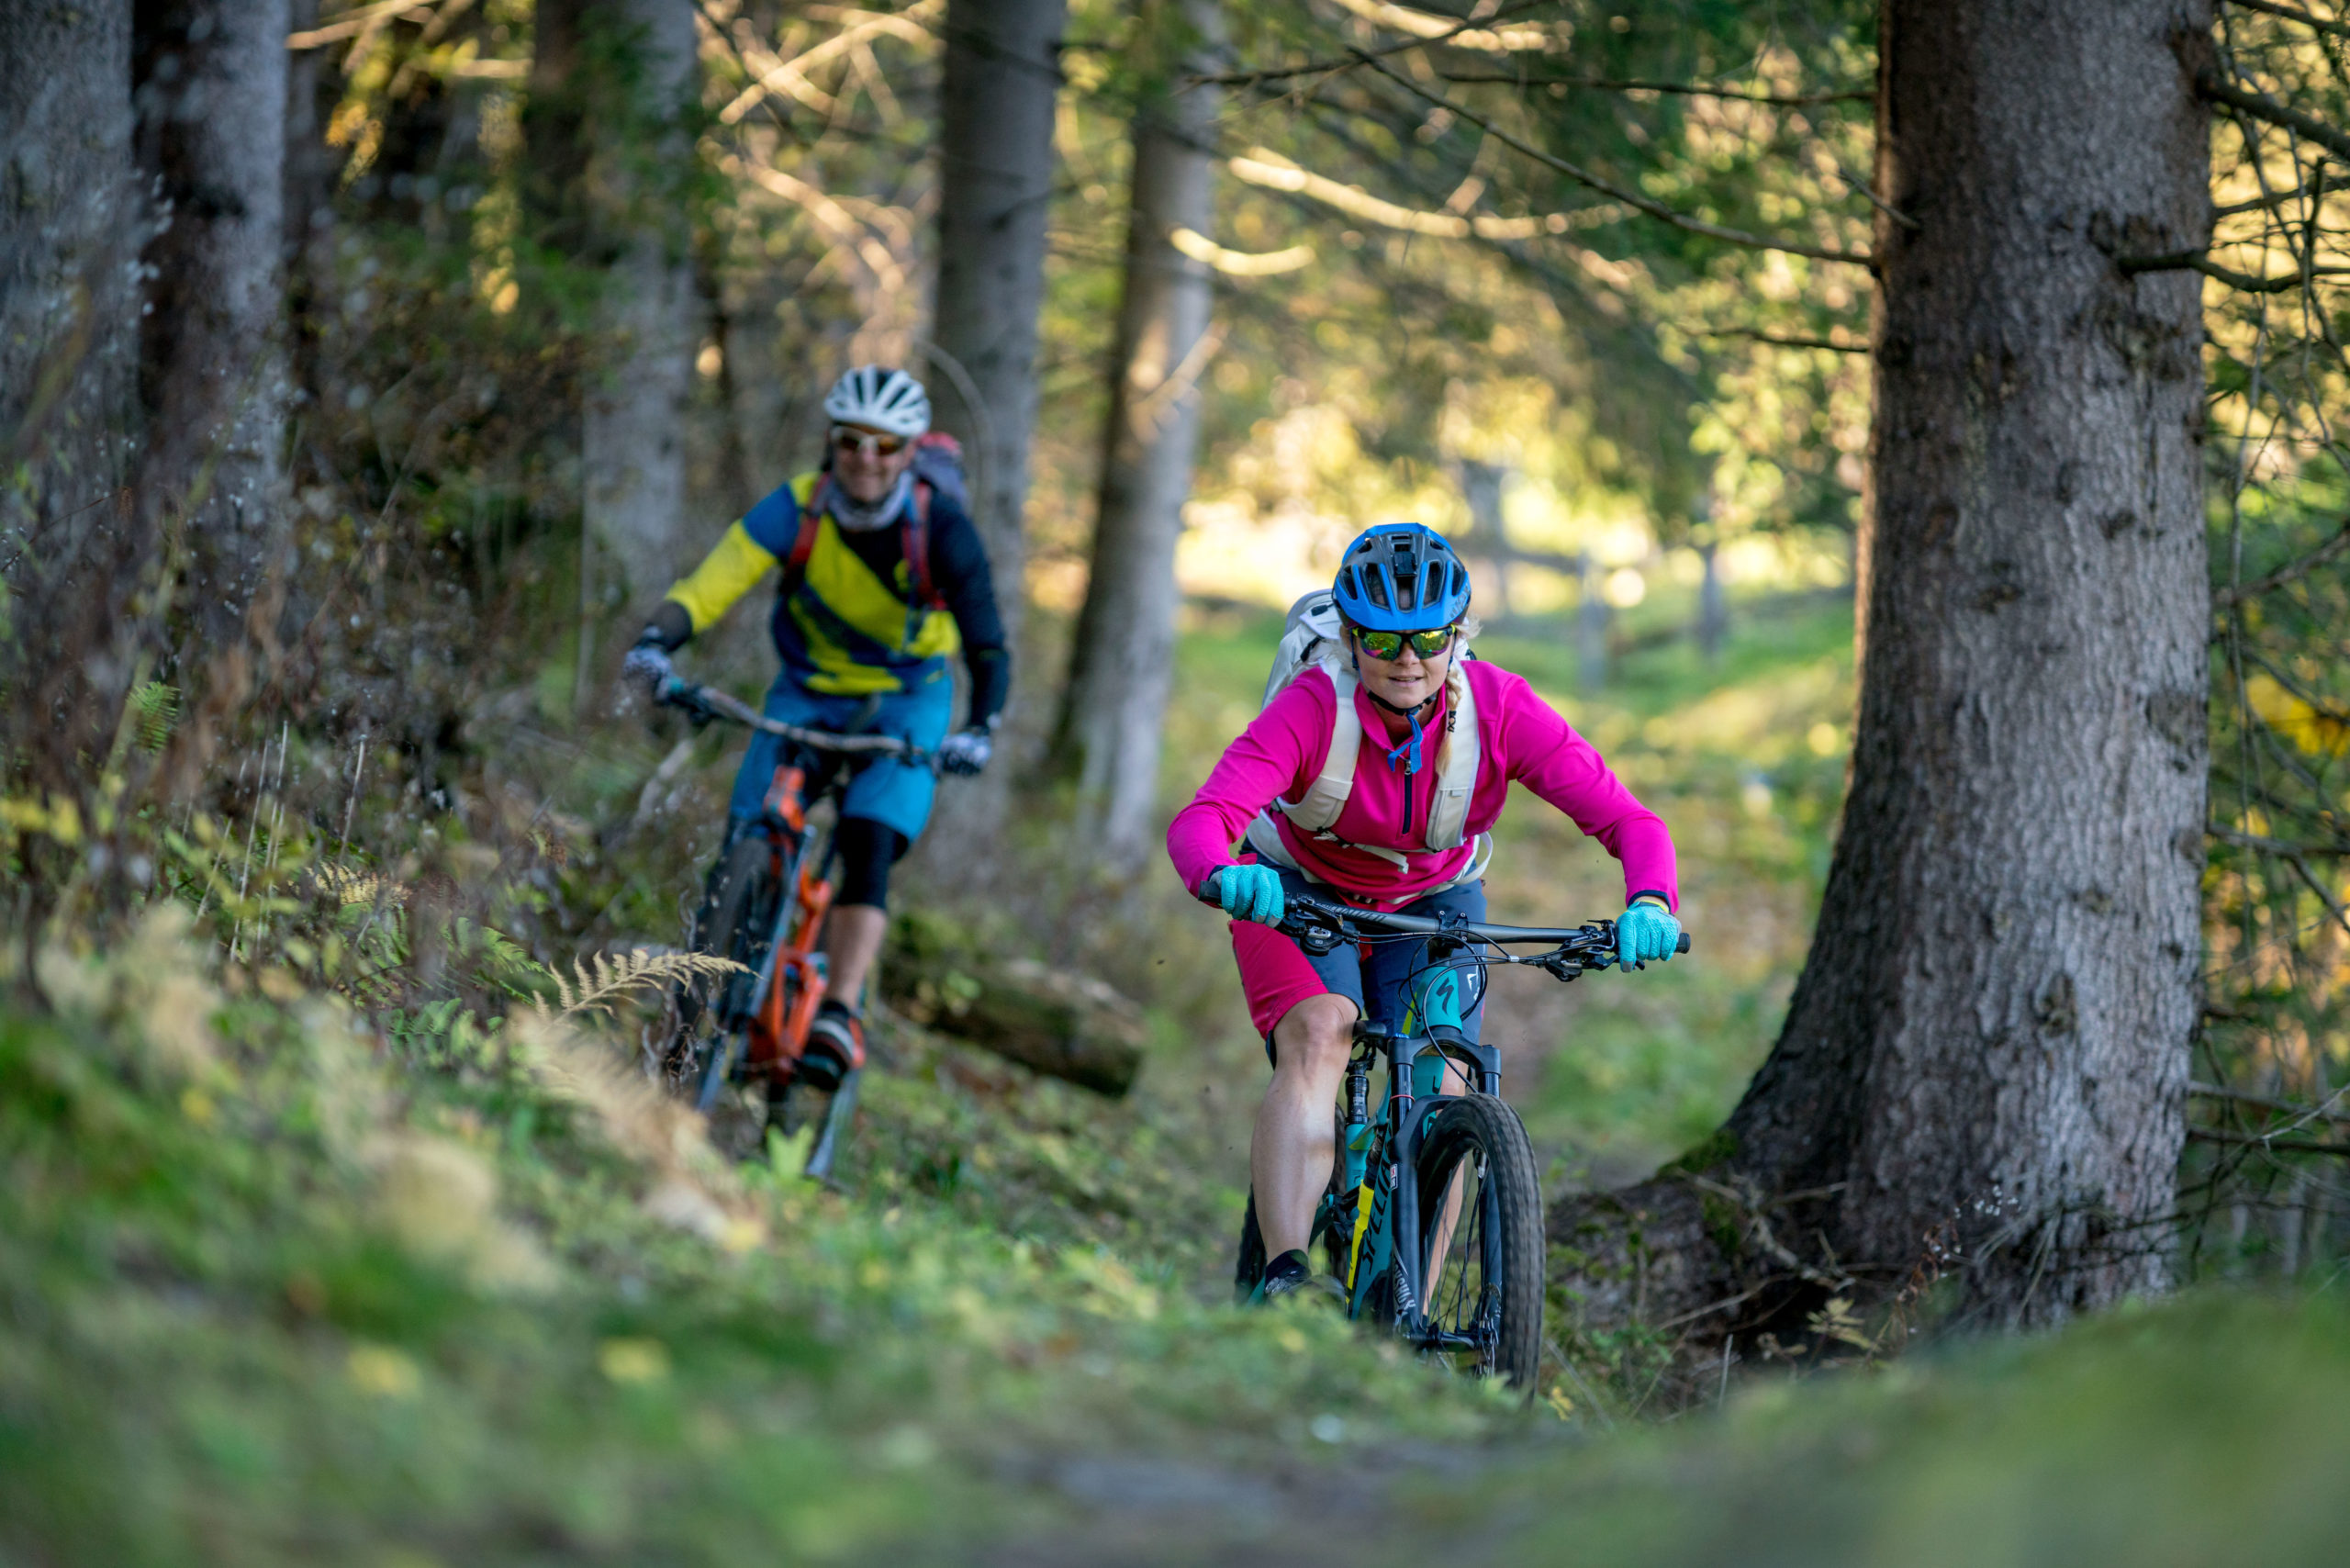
[132,0,294,750]
[0,0,146,799]
[1552,0,2212,1336]
[1575,551,1607,691]
[1049,0,1224,863]
[1695,541,1728,663]
[1457,458,1514,627]
[283,0,341,409]
[922,0,1065,855]
[530,0,701,593]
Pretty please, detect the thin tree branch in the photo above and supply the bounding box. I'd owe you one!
[1353,51,1875,267]
[2187,1125,2350,1158]
[1186,0,1549,88]
[2226,0,2350,42]
[1696,326,1868,353]
[1323,0,1550,50]
[1829,154,1919,231]
[2212,514,2350,603]
[2189,1081,2350,1127]
[2211,824,2350,859]
[2197,66,2350,165]
[2217,165,2341,217]
[1429,73,1872,106]
[2118,250,2350,291]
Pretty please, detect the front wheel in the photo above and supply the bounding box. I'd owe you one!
[1414,1092,1545,1390]
[666,834,780,1118]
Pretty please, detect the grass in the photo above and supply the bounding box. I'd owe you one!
[1438,1290,2350,1567]
[17,590,2346,1565]
[0,924,1518,1566]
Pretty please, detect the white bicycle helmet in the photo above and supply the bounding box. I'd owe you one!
[822,365,931,438]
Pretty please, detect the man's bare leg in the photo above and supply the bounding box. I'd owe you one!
[820,903,888,1007]
[1251,992,1360,1260]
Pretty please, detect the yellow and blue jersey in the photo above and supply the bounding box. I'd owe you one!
[662,472,1008,716]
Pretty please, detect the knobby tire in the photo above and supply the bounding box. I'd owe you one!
[672,835,781,1115]
[1414,1092,1545,1389]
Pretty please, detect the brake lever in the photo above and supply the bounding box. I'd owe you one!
[664,680,716,731]
[1288,913,1346,957]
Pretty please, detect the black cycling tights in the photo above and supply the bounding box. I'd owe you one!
[834,817,909,909]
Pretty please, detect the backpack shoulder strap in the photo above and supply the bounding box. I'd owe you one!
[783,476,826,583]
[1279,658,1360,834]
[900,481,946,609]
[1425,656,1481,851]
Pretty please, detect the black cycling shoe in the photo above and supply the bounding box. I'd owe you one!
[1249,1250,1344,1316]
[798,1002,864,1092]
[1251,1249,1316,1305]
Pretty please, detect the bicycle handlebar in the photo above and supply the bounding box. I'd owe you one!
[655,676,933,764]
[1192,874,1691,959]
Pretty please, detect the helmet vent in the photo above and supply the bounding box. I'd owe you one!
[1329,521,1472,631]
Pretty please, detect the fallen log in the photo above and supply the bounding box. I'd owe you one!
[880,919,1147,1097]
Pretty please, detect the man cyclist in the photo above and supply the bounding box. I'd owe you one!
[1167,523,1682,1302]
[623,365,1008,1091]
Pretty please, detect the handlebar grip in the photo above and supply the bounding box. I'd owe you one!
[1676,933,1692,954]
[1194,872,1225,907]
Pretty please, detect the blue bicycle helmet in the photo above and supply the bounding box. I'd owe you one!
[1331,522,1472,632]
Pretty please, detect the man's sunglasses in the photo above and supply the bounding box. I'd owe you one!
[831,425,909,459]
[1349,625,1457,660]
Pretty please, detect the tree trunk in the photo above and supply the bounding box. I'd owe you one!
[930,0,1065,630]
[921,0,1065,857]
[0,0,147,798]
[579,0,700,594]
[1575,551,1608,691]
[1695,541,1728,662]
[132,0,294,749]
[1050,0,1222,864]
[1554,0,2212,1337]
[1456,458,1512,628]
[283,0,342,410]
[530,0,701,596]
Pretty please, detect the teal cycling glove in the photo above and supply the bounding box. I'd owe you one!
[1212,864,1286,926]
[1616,898,1680,971]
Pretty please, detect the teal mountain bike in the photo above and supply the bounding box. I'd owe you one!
[1208,883,1689,1388]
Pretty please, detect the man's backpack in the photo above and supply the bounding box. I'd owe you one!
[1247,590,1484,871]
[908,431,969,513]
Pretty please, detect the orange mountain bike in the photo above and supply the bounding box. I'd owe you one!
[653,677,936,1179]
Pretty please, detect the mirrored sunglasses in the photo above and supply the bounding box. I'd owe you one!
[1351,625,1456,660]
[831,425,908,459]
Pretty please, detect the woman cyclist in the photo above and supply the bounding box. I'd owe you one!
[1166,522,1683,1302]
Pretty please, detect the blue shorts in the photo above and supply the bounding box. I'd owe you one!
[1252,864,1486,1067]
[726,676,953,844]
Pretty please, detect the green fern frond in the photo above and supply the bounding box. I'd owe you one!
[544,947,744,1021]
[129,680,179,752]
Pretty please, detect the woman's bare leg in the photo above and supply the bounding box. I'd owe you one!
[1251,992,1360,1260]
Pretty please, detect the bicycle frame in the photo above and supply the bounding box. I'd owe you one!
[1209,879,1688,1358]
[1328,947,1502,1350]
[735,763,835,1083]
[661,675,935,1178]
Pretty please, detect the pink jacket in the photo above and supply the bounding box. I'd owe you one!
[1166,659,1678,911]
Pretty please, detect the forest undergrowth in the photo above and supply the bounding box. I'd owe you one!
[9,592,2348,1564]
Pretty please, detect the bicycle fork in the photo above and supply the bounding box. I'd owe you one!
[1345,956,1505,1350]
